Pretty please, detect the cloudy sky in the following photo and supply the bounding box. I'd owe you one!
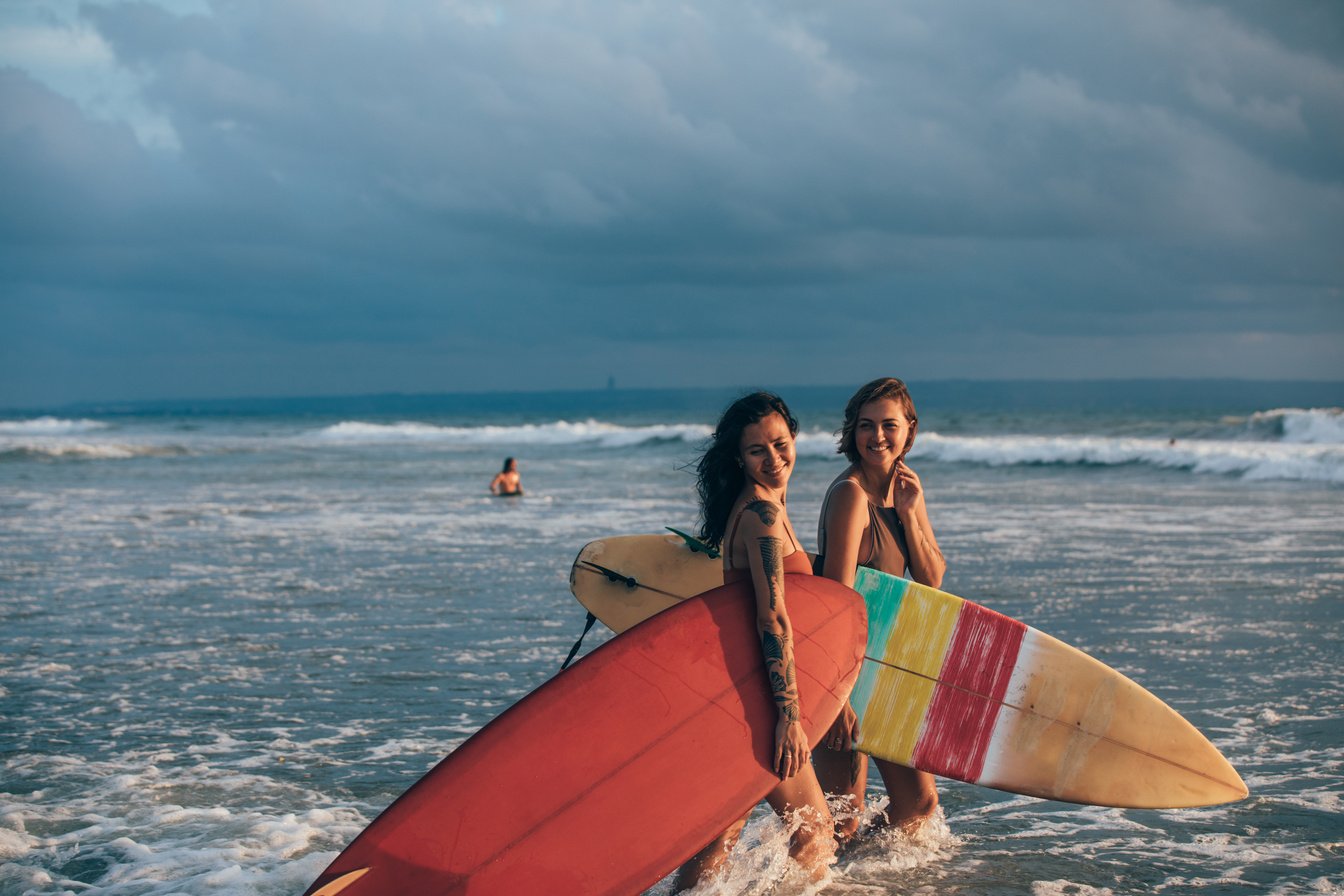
[2,0,1342,406]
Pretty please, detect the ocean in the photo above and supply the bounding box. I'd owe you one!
[2,380,1341,896]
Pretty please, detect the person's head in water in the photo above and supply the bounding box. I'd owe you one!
[502,457,516,473]
[695,391,798,550]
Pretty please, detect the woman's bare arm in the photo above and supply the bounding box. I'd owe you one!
[741,498,810,779]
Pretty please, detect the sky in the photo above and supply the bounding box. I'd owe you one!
[2,0,1342,407]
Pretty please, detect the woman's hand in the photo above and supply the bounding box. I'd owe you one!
[892,460,926,515]
[824,701,860,752]
[893,459,947,588]
[775,716,812,779]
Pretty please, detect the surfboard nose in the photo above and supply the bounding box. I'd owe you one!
[1208,752,1250,806]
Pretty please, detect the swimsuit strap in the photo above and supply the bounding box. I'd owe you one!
[816,477,866,558]
[725,500,802,570]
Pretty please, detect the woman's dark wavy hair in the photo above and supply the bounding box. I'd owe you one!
[696,391,798,550]
[837,377,918,465]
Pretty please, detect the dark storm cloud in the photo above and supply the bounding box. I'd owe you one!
[1,0,1342,404]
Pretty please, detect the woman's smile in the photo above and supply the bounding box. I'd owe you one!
[739,412,796,490]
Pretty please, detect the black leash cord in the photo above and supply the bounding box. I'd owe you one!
[560,611,598,671]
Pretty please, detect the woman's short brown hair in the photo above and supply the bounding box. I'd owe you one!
[837,377,918,465]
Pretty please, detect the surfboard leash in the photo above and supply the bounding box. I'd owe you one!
[577,560,639,589]
[560,611,597,671]
[575,561,685,601]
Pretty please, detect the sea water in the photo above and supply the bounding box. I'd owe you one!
[1,382,1341,896]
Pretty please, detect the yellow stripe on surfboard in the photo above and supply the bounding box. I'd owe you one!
[855,582,964,764]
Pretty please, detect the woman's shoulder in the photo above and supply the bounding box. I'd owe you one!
[824,465,862,490]
[825,469,866,504]
[733,492,785,534]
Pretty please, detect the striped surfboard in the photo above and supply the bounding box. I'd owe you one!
[569,533,1248,809]
[850,566,1247,808]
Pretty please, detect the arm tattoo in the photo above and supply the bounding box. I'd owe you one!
[761,630,785,664]
[760,630,800,722]
[745,499,779,526]
[758,536,783,610]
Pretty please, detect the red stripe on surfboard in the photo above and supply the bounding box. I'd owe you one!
[912,602,1025,783]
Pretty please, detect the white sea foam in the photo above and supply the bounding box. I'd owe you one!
[316,418,713,448]
[1031,882,1115,896]
[1247,407,1344,444]
[794,430,840,457]
[0,440,187,460]
[0,416,109,435]
[910,432,1344,483]
[365,737,454,761]
[0,753,369,896]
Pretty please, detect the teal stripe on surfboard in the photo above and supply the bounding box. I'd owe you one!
[848,567,910,723]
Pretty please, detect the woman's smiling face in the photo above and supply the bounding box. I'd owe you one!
[855,397,911,468]
[739,412,795,491]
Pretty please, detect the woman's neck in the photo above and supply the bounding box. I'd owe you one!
[855,460,896,505]
[743,480,786,505]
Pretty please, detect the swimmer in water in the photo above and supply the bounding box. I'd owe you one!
[489,457,523,496]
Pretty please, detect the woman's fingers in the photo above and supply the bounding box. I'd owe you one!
[777,744,813,777]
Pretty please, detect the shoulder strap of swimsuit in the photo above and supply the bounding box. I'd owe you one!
[817,478,865,555]
[725,505,746,567]
[726,500,802,567]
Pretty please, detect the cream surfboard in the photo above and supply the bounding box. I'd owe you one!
[569,531,1248,809]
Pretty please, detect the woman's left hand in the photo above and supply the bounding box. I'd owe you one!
[892,460,926,514]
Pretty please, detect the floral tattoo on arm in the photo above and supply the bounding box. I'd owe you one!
[760,630,800,722]
[757,536,799,722]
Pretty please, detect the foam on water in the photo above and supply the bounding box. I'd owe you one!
[1245,407,1344,444]
[0,751,368,896]
[316,418,713,448]
[0,417,109,435]
[0,441,189,460]
[911,431,1344,483]
[641,804,961,896]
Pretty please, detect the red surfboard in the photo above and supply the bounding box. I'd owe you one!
[302,574,867,896]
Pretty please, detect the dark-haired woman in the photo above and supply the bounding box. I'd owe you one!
[675,392,836,889]
[489,457,523,496]
[814,377,945,841]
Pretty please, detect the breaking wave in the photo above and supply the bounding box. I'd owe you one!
[0,417,109,435]
[908,432,1342,484]
[316,419,713,448]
